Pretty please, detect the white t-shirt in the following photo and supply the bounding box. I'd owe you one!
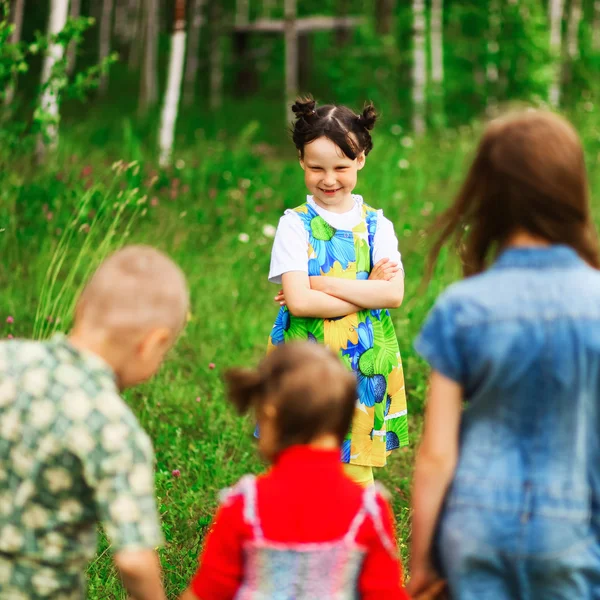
[268,195,403,284]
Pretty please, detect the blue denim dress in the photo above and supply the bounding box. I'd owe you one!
[415,246,600,600]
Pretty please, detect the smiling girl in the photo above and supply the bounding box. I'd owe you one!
[266,97,409,487]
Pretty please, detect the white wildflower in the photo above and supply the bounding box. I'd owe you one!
[262,224,276,238]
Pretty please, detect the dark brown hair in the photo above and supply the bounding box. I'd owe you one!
[291,96,377,159]
[225,343,357,456]
[425,110,600,279]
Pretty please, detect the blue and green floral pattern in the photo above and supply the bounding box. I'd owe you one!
[268,200,408,467]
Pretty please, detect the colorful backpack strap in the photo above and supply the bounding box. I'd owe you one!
[218,474,264,541]
[344,483,397,558]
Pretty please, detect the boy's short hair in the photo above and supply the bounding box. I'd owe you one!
[76,245,189,335]
[225,342,357,454]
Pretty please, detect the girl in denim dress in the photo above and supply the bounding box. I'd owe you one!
[408,111,600,600]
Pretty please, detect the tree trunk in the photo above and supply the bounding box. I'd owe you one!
[429,0,444,126]
[549,0,564,107]
[209,1,223,110]
[262,0,276,18]
[98,0,115,94]
[127,0,142,70]
[375,0,395,35]
[4,0,26,106]
[486,0,501,114]
[298,34,312,91]
[236,0,250,26]
[412,0,427,135]
[139,0,159,114]
[8,0,25,45]
[594,1,600,51]
[233,32,259,96]
[37,0,70,162]
[114,0,129,43]
[159,0,186,167]
[430,0,443,86]
[66,0,80,76]
[567,0,582,60]
[183,0,205,106]
[284,0,298,123]
[336,0,351,45]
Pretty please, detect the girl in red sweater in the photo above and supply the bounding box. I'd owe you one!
[180,342,411,600]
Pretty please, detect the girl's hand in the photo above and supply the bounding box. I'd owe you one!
[411,578,448,600]
[406,564,442,598]
[274,289,286,306]
[369,258,401,281]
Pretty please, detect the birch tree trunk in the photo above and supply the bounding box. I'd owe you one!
[567,0,582,60]
[430,0,443,86]
[37,0,70,161]
[486,0,501,114]
[284,0,298,123]
[430,0,443,125]
[4,0,26,106]
[549,0,564,107]
[183,0,205,107]
[594,1,600,51]
[159,0,187,166]
[139,0,159,114]
[209,2,223,110]
[412,0,427,135]
[66,0,80,75]
[98,0,115,94]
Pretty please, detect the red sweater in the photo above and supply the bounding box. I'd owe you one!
[190,445,410,600]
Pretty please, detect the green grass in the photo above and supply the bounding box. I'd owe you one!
[3,105,600,597]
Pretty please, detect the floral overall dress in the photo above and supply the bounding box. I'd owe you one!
[268,199,409,467]
[226,475,397,600]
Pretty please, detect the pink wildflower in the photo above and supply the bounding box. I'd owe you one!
[208,363,216,370]
[172,469,181,478]
[150,197,159,207]
[81,165,93,178]
[196,397,201,402]
[6,316,14,324]
[7,334,13,339]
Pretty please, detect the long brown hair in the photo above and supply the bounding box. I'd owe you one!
[225,342,356,456]
[425,110,600,279]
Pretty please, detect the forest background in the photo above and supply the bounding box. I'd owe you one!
[2,0,600,597]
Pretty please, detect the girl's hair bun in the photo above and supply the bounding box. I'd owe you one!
[357,103,377,131]
[292,97,317,121]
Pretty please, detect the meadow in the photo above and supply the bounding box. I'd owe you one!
[3,102,600,597]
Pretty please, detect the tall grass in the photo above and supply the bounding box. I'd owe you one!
[3,106,600,597]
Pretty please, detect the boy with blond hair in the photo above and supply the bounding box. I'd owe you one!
[0,245,189,599]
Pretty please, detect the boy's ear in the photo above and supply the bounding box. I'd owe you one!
[299,157,306,171]
[138,327,172,359]
[357,152,366,171]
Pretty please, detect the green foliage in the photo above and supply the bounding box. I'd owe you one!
[0,2,117,160]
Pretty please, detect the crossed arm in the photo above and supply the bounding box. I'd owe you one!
[275,258,404,318]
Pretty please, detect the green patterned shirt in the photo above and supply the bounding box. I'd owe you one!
[0,334,163,599]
